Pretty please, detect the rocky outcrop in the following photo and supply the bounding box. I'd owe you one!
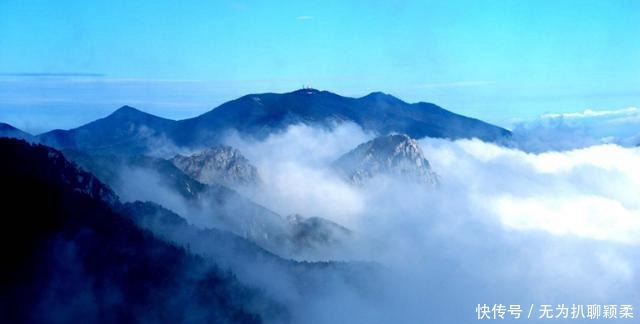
[334,134,438,185]
[171,146,260,188]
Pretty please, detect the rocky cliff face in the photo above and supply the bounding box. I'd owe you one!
[333,134,438,185]
[170,146,260,188]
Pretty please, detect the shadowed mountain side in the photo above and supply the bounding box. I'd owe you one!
[119,201,377,297]
[119,201,383,323]
[62,150,355,260]
[0,122,35,142]
[62,149,209,201]
[61,150,288,247]
[174,89,510,145]
[0,138,282,324]
[285,214,353,256]
[121,201,280,262]
[39,106,176,155]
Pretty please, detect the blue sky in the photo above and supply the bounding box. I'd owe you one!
[1,0,639,133]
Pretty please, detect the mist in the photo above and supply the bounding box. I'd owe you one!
[512,107,640,152]
[215,122,639,323]
[97,120,640,323]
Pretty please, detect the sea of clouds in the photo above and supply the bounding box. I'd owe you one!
[110,107,640,323]
[219,108,640,323]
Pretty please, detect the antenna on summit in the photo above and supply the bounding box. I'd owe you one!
[300,84,314,92]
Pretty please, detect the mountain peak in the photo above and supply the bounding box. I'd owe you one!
[0,122,34,141]
[0,122,18,131]
[370,133,412,147]
[359,134,423,161]
[99,104,173,125]
[334,134,438,185]
[363,91,390,98]
[290,88,322,95]
[360,91,405,105]
[111,105,147,117]
[37,104,175,154]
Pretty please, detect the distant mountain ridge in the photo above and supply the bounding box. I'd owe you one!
[174,88,510,145]
[30,89,510,155]
[0,122,34,141]
[39,105,175,155]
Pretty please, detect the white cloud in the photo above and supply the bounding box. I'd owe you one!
[494,194,640,243]
[541,107,639,119]
[224,123,372,227]
[296,15,313,20]
[513,107,640,152]
[224,123,640,247]
[137,123,640,323]
[237,126,640,323]
[17,72,640,321]
[422,138,640,244]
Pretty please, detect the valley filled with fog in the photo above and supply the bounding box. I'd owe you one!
[2,90,638,323]
[97,120,640,323]
[3,1,638,322]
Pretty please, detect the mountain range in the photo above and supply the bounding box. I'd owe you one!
[0,89,508,322]
[0,138,377,323]
[0,138,277,323]
[3,89,510,155]
[60,146,354,260]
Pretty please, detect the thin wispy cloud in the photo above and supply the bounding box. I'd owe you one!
[0,72,106,77]
[541,107,640,119]
[296,15,313,21]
